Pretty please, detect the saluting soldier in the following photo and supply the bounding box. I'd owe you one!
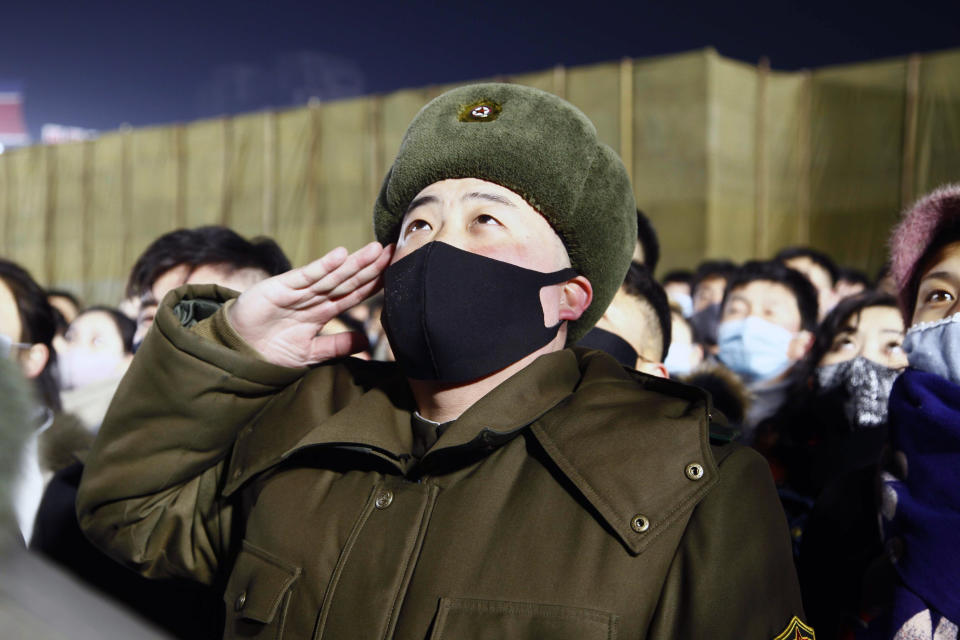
[78,83,812,639]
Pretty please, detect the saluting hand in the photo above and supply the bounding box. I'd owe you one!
[228,242,395,367]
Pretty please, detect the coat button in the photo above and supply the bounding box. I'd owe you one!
[630,514,650,533]
[685,463,705,481]
[375,490,394,509]
[234,590,247,612]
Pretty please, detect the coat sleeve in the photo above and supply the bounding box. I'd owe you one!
[76,284,312,585]
[647,444,810,640]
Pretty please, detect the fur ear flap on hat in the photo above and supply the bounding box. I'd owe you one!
[889,183,960,314]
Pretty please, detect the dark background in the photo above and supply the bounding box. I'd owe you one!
[3,0,959,138]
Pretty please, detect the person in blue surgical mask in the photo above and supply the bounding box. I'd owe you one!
[715,260,818,441]
[664,304,704,377]
[864,183,960,638]
[661,270,694,318]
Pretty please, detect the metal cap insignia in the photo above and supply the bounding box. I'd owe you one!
[458,100,502,123]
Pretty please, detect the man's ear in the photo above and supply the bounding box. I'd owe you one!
[637,360,669,379]
[787,330,814,361]
[558,276,593,322]
[19,343,49,380]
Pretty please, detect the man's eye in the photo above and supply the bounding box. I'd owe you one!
[403,219,432,238]
[886,340,905,354]
[474,214,501,226]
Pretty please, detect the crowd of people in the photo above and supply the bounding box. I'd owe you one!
[0,82,957,639]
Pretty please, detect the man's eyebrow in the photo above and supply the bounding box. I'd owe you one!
[464,192,516,207]
[406,195,438,214]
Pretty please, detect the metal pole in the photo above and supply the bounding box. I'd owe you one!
[754,57,770,257]
[620,57,635,183]
[901,53,921,208]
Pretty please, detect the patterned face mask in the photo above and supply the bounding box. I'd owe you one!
[815,356,901,429]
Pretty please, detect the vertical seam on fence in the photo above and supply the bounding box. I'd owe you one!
[619,57,634,185]
[262,110,277,236]
[174,124,187,229]
[44,145,57,285]
[308,99,323,259]
[797,70,813,245]
[81,140,94,296]
[2,151,12,257]
[368,96,383,221]
[901,53,921,209]
[704,48,715,258]
[754,57,770,258]
[552,64,567,99]
[220,116,234,227]
[121,127,133,280]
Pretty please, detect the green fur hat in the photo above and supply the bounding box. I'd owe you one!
[373,82,637,343]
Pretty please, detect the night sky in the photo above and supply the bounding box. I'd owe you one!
[3,0,959,140]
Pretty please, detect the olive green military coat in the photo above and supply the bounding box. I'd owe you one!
[78,286,806,639]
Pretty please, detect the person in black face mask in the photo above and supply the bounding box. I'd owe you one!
[688,259,737,353]
[78,83,807,639]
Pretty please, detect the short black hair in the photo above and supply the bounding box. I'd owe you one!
[47,288,83,311]
[76,306,137,355]
[791,291,900,391]
[691,260,737,296]
[837,267,871,288]
[635,209,660,274]
[661,269,693,287]
[126,226,292,299]
[0,259,61,411]
[775,246,840,286]
[622,262,672,361]
[722,260,819,332]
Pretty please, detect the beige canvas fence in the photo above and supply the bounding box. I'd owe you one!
[2,47,959,304]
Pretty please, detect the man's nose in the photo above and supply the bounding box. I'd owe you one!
[431,223,469,251]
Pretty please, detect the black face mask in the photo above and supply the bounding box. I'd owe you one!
[689,302,722,347]
[577,327,638,368]
[382,242,577,383]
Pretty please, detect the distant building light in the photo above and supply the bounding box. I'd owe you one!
[41,124,98,144]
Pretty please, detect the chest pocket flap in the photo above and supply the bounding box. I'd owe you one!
[430,597,618,639]
[224,541,302,625]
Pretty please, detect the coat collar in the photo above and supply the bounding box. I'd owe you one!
[224,349,719,556]
[529,349,719,555]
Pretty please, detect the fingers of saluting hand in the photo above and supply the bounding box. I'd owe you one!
[282,242,388,295]
[323,243,394,301]
[272,245,349,291]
